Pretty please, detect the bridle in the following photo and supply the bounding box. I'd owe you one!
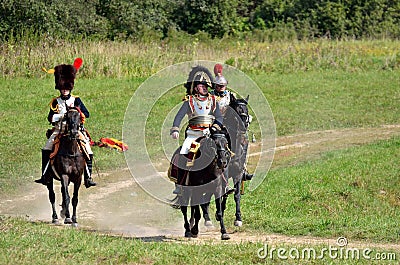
[62,108,81,141]
[233,101,250,129]
[211,133,231,169]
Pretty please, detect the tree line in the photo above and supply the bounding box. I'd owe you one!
[1,0,399,41]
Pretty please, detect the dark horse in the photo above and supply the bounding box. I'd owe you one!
[44,107,86,226]
[201,96,251,227]
[171,129,232,240]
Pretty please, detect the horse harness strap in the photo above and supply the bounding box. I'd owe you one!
[49,132,90,163]
[49,134,61,160]
[186,140,201,167]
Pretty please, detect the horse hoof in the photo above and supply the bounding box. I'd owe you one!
[64,218,72,224]
[221,233,230,240]
[72,222,78,228]
[52,219,59,225]
[184,231,191,238]
[234,220,243,227]
[204,220,213,227]
[60,210,66,219]
[190,228,199,237]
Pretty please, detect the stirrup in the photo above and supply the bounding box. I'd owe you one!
[173,185,182,195]
[225,185,235,195]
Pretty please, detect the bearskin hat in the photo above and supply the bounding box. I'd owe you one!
[51,58,83,90]
[184,65,214,95]
[54,64,77,90]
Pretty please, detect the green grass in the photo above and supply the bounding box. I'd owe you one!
[0,68,399,193]
[1,38,399,78]
[0,217,398,265]
[257,70,400,135]
[0,77,140,193]
[1,39,399,264]
[239,136,400,242]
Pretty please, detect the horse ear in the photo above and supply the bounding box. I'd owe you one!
[245,95,249,103]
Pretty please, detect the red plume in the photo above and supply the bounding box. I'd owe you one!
[73,58,83,70]
[214,64,223,77]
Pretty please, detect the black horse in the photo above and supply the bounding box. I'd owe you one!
[44,107,86,226]
[201,96,251,227]
[170,129,232,240]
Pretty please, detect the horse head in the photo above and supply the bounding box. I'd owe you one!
[211,128,231,169]
[230,96,250,129]
[64,107,82,140]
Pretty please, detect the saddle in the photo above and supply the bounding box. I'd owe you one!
[167,137,205,182]
[49,132,90,162]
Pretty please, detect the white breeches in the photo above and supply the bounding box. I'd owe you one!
[43,126,93,155]
[180,128,210,154]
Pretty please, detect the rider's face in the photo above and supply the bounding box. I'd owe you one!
[60,89,71,96]
[195,83,208,96]
[215,84,226,92]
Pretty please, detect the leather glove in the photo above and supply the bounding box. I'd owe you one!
[171,131,179,139]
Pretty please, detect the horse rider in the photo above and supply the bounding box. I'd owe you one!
[211,63,253,181]
[170,66,224,194]
[34,60,96,188]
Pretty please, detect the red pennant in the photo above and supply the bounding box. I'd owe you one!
[73,58,83,70]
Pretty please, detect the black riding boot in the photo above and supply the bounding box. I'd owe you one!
[243,169,254,181]
[172,168,183,194]
[84,154,97,188]
[34,149,52,185]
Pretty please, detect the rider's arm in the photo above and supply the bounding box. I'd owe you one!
[213,101,223,127]
[74,97,90,118]
[171,101,189,130]
[47,98,58,124]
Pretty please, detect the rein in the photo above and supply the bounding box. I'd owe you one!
[57,108,84,157]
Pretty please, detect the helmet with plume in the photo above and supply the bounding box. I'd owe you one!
[213,63,228,86]
[184,65,214,95]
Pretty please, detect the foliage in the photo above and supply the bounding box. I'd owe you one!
[0,0,399,40]
[0,37,399,79]
[0,0,109,39]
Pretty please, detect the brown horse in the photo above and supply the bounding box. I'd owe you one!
[44,107,86,226]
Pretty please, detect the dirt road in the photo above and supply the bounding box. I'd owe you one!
[1,125,399,249]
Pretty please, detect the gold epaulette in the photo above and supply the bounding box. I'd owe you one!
[49,98,58,112]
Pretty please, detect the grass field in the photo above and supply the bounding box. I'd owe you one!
[0,39,399,264]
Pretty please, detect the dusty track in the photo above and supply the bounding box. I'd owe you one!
[1,125,399,249]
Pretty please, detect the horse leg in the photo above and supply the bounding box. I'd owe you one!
[60,174,72,224]
[233,180,243,227]
[215,195,230,240]
[181,206,191,238]
[71,183,80,227]
[190,205,200,238]
[189,207,195,229]
[201,192,213,227]
[46,180,59,224]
